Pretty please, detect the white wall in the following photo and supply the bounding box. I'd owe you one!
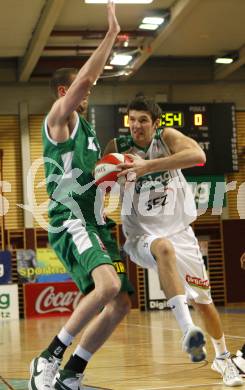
[0,80,245,115]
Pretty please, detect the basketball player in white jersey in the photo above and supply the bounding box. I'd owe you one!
[231,253,245,377]
[104,97,243,387]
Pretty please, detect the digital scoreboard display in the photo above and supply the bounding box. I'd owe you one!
[115,103,238,176]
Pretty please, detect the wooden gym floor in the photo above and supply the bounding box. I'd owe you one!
[0,308,244,390]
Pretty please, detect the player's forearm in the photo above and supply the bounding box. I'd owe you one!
[146,148,206,173]
[78,30,118,83]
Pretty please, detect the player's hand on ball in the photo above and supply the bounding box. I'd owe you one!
[94,153,131,189]
[117,154,151,180]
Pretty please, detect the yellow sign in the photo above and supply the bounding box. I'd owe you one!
[124,115,129,127]
[36,248,67,274]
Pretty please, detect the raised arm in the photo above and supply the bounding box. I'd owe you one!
[48,1,120,138]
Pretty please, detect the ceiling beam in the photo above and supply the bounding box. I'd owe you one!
[19,0,65,82]
[51,29,154,38]
[214,44,245,80]
[124,0,202,78]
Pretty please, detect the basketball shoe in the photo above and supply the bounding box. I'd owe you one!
[182,325,206,362]
[211,356,243,386]
[231,349,245,377]
[29,350,61,390]
[53,368,84,390]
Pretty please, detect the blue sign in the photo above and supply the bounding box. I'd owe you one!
[0,251,12,284]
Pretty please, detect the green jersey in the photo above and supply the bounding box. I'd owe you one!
[42,112,102,225]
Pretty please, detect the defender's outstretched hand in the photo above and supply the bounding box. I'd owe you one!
[107,0,120,35]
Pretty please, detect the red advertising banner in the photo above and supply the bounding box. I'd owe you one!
[24,282,83,318]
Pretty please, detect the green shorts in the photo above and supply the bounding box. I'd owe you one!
[48,217,134,295]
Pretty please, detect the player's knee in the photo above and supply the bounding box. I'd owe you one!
[154,238,175,261]
[110,278,122,298]
[95,278,121,304]
[107,293,131,320]
[116,294,131,316]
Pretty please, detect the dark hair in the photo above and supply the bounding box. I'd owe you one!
[50,68,78,97]
[127,97,162,122]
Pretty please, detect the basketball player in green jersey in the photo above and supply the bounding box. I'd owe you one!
[29,3,134,390]
[104,97,243,387]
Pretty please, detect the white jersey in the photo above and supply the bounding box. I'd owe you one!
[115,129,197,238]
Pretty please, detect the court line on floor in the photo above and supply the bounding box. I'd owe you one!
[225,334,245,340]
[0,375,15,390]
[122,322,245,340]
[0,378,112,390]
[136,382,224,390]
[121,323,182,332]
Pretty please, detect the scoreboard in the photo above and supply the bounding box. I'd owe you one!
[89,103,238,176]
[115,103,238,176]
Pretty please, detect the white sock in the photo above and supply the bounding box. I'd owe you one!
[211,334,229,358]
[58,327,74,347]
[167,295,194,335]
[74,345,93,361]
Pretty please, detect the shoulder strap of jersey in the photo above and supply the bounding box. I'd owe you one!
[42,115,59,147]
[82,116,96,135]
[42,112,81,147]
[155,127,165,139]
[115,135,134,153]
[156,127,172,156]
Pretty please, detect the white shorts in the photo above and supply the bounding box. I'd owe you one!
[124,226,212,304]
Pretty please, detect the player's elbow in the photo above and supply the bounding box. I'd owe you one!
[197,149,206,165]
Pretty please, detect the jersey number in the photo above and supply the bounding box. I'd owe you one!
[146,195,168,211]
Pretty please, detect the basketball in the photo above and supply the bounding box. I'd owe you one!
[94,153,132,187]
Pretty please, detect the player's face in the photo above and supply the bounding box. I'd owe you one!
[128,110,157,146]
[77,92,90,115]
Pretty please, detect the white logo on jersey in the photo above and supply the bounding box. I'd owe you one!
[88,137,98,151]
[61,151,74,178]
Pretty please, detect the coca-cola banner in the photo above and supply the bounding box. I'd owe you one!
[24,282,83,318]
